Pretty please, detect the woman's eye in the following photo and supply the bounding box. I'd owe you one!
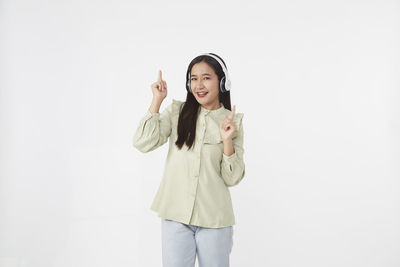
[191,77,209,80]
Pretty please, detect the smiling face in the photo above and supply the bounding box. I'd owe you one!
[190,61,221,110]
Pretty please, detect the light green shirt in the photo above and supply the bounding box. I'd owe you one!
[133,98,245,228]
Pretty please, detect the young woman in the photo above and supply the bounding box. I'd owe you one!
[133,53,245,267]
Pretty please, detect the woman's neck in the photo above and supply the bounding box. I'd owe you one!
[201,101,221,111]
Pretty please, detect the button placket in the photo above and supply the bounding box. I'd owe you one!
[188,114,206,223]
[193,115,206,177]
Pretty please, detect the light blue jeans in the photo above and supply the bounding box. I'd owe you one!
[161,219,234,267]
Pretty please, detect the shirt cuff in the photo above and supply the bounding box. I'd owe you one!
[223,151,238,161]
[144,110,160,119]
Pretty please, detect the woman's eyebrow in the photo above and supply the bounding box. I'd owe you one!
[191,73,212,77]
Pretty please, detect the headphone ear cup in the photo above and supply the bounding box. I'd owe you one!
[186,79,191,93]
[220,76,226,93]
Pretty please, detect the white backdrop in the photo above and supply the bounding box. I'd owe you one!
[1,0,399,266]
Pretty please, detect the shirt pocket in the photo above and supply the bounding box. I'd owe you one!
[201,131,224,171]
[203,129,224,163]
[203,128,222,144]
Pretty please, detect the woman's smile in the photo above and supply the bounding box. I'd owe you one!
[197,91,208,98]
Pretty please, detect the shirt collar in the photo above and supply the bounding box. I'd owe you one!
[199,102,225,116]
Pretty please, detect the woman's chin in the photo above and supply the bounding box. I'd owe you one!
[195,97,206,104]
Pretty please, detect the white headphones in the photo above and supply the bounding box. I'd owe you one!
[186,53,231,93]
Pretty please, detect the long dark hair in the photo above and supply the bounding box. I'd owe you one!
[175,53,232,150]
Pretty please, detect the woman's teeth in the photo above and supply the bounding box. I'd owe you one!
[197,92,208,97]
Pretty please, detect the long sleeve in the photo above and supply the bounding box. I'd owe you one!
[132,100,175,153]
[220,113,245,187]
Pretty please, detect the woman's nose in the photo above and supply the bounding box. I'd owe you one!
[194,80,204,89]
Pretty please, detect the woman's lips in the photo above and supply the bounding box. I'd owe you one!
[197,92,208,98]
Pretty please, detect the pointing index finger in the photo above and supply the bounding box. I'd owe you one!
[158,70,162,81]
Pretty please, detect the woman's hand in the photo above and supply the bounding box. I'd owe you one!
[151,70,167,101]
[220,105,237,141]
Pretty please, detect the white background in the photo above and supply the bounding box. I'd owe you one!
[1,0,399,266]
